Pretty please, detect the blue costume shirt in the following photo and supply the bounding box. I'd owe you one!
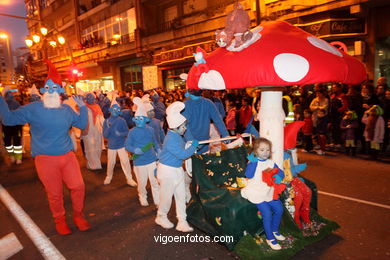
[183,97,229,152]
[97,95,111,119]
[159,130,196,168]
[148,118,165,147]
[151,94,166,122]
[0,97,87,157]
[125,125,158,166]
[120,109,135,128]
[103,116,129,149]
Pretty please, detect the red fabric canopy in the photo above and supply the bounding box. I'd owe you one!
[186,21,367,90]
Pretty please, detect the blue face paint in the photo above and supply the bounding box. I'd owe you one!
[109,104,122,117]
[40,79,64,94]
[132,116,149,128]
[85,93,96,104]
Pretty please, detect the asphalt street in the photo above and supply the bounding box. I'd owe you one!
[0,138,389,260]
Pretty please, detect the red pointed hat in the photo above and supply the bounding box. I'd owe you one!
[284,121,305,150]
[44,59,62,85]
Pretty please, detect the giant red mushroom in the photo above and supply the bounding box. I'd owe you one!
[186,21,366,166]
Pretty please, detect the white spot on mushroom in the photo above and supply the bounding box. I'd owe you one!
[307,36,342,57]
[198,70,226,90]
[273,53,309,82]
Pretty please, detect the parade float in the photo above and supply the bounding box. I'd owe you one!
[183,3,366,259]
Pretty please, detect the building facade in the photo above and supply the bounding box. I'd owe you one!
[0,32,15,84]
[24,0,390,92]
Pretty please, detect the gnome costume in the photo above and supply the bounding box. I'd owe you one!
[0,60,90,235]
[125,97,160,207]
[82,92,104,170]
[156,101,198,232]
[102,95,137,186]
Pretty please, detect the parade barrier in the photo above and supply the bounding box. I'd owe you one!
[186,145,339,259]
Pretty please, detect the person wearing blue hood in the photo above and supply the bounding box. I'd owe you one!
[97,92,111,119]
[103,98,137,187]
[143,94,165,147]
[0,60,91,235]
[150,91,166,125]
[182,89,229,153]
[125,97,160,207]
[2,90,23,164]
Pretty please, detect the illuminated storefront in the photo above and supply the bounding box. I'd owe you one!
[75,77,114,93]
[153,40,218,91]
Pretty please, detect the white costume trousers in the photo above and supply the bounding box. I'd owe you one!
[157,163,186,221]
[134,162,159,205]
[106,147,133,182]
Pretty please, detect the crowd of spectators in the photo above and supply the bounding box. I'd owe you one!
[3,76,389,161]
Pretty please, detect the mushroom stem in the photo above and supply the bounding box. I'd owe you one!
[258,88,285,168]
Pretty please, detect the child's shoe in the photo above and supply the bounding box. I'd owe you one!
[16,159,22,165]
[273,232,286,241]
[266,239,281,250]
[176,221,194,232]
[316,150,325,155]
[155,215,174,229]
[54,216,72,235]
[139,197,149,207]
[127,179,137,187]
[103,176,112,185]
[73,212,91,231]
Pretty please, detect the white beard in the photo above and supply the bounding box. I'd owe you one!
[43,92,61,108]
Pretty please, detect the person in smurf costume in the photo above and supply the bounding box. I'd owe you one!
[125,97,160,207]
[103,96,137,187]
[0,60,90,235]
[142,94,165,147]
[182,88,229,154]
[155,101,199,232]
[82,92,104,170]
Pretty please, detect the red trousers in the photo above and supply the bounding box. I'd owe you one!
[291,177,312,228]
[35,151,85,219]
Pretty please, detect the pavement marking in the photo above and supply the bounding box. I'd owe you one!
[318,190,390,209]
[0,185,66,260]
[0,233,23,259]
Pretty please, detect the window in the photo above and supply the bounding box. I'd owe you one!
[80,8,136,48]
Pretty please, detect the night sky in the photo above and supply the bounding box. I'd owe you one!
[0,1,29,50]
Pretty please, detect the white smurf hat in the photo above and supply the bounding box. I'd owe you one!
[166,101,186,129]
[133,97,147,117]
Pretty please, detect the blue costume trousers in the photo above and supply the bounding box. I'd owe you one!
[256,199,284,240]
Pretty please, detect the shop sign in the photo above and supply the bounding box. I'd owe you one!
[142,65,158,91]
[296,18,365,38]
[153,40,217,65]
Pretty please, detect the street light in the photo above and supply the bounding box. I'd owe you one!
[32,34,40,43]
[57,36,65,45]
[25,39,33,47]
[40,27,48,36]
[0,33,8,39]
